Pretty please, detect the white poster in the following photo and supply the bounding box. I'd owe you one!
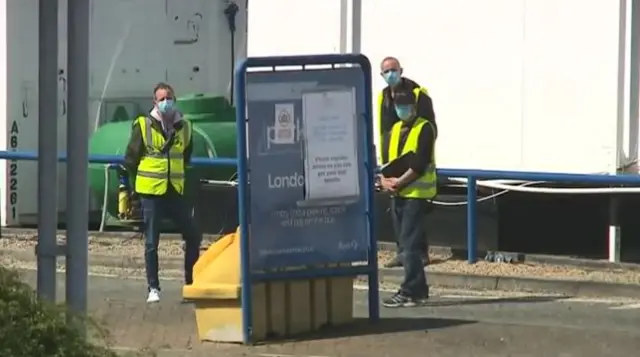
[302,89,360,201]
[268,103,297,147]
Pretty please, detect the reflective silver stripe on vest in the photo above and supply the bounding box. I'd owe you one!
[407,181,436,189]
[406,166,437,189]
[137,170,185,179]
[143,152,183,159]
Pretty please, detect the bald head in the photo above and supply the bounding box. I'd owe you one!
[380,57,401,72]
[380,56,403,86]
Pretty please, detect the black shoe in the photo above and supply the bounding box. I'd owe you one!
[382,291,427,308]
[384,257,403,268]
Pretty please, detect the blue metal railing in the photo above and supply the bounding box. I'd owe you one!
[0,151,237,166]
[2,150,638,264]
[438,168,640,263]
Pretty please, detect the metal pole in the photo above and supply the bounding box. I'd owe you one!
[351,0,362,53]
[466,177,478,264]
[66,0,90,317]
[629,0,640,160]
[339,0,348,53]
[608,196,621,263]
[362,57,379,322]
[610,0,630,263]
[37,0,59,302]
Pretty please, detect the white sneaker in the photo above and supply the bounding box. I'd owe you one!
[146,288,160,303]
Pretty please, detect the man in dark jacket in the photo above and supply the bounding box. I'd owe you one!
[378,56,437,138]
[378,57,436,268]
[124,82,201,303]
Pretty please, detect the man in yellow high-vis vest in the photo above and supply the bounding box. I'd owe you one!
[378,56,436,268]
[124,82,201,304]
[378,89,437,308]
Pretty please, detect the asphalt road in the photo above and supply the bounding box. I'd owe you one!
[16,270,640,357]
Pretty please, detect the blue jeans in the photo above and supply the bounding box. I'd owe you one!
[141,190,201,290]
[391,197,429,297]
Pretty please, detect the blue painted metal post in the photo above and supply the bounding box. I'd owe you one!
[361,59,379,321]
[366,165,379,322]
[466,177,478,263]
[36,0,59,302]
[235,61,252,345]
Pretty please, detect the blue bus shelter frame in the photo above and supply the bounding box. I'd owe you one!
[234,53,380,344]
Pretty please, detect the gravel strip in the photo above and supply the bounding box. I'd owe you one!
[378,251,640,285]
[2,233,639,285]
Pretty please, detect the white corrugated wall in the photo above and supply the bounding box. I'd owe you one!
[0,0,249,225]
[248,0,638,174]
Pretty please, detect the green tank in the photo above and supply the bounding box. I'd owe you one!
[88,94,237,223]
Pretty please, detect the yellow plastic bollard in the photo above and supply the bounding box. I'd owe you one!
[182,227,354,343]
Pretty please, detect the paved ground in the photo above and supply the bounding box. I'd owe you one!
[19,270,640,357]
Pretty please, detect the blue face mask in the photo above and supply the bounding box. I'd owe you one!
[157,99,175,114]
[395,105,413,120]
[383,70,401,86]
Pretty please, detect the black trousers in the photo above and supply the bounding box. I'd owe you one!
[390,197,429,297]
[391,199,428,258]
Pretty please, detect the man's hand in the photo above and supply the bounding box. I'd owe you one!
[380,176,399,194]
[375,175,383,191]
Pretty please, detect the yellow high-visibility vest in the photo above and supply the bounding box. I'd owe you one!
[387,117,437,199]
[135,116,192,196]
[377,86,428,164]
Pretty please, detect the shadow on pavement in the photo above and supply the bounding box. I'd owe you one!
[260,317,474,344]
[427,295,568,307]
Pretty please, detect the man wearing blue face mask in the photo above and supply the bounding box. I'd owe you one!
[124,82,201,304]
[378,56,435,268]
[378,90,437,307]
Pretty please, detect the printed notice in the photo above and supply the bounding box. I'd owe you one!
[270,103,296,146]
[302,89,359,200]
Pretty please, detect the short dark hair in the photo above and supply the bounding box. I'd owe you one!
[153,82,175,98]
[381,56,400,66]
[393,90,415,105]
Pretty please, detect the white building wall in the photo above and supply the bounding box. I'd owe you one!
[362,0,629,173]
[249,0,636,174]
[247,0,343,56]
[519,0,625,174]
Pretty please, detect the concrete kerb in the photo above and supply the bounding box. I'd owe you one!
[379,268,640,299]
